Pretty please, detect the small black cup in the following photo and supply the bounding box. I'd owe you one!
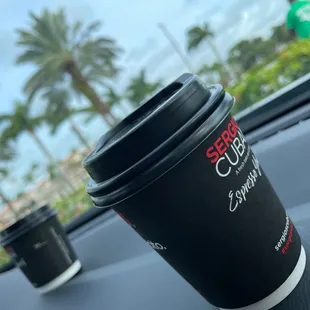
[0,205,81,294]
[83,73,306,310]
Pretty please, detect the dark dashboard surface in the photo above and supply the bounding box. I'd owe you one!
[1,103,310,309]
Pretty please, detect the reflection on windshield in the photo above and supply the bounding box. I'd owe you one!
[0,0,310,265]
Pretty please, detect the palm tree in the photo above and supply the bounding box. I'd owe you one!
[126,70,162,106]
[0,142,19,219]
[42,86,92,151]
[0,101,75,191]
[15,8,122,127]
[186,23,235,80]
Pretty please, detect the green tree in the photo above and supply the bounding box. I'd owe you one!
[16,8,122,127]
[0,101,75,190]
[186,23,234,80]
[0,142,19,219]
[228,39,257,73]
[271,23,295,45]
[126,70,162,106]
[228,37,276,73]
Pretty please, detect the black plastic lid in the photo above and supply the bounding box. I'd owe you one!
[83,73,211,183]
[0,205,56,246]
[83,73,234,207]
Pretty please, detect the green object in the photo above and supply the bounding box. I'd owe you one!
[287,0,310,39]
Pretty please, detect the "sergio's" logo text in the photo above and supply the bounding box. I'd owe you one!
[205,117,247,177]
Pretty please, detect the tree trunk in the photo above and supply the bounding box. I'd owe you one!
[69,118,92,151]
[27,129,76,191]
[66,61,119,128]
[0,188,19,219]
[207,39,237,81]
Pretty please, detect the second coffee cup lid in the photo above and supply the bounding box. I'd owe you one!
[0,205,56,246]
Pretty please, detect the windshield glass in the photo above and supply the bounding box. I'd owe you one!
[1,0,309,266]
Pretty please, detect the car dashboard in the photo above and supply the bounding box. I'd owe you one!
[1,76,310,310]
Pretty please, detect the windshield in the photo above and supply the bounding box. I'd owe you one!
[0,0,309,266]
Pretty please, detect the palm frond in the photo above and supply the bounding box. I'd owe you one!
[16,29,48,53]
[16,49,45,64]
[71,20,83,47]
[77,38,122,71]
[1,100,44,142]
[186,23,214,51]
[23,64,64,103]
[1,125,20,142]
[77,20,102,45]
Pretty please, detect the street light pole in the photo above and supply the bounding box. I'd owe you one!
[158,23,196,73]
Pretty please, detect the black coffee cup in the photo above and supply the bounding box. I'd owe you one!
[83,73,306,310]
[0,205,81,294]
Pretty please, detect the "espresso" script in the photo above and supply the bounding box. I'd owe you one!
[228,155,262,212]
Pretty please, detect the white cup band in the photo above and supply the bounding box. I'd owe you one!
[37,260,82,294]
[220,246,306,310]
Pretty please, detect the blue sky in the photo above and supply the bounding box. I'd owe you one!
[0,0,289,198]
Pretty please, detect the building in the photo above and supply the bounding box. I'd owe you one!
[0,149,91,228]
